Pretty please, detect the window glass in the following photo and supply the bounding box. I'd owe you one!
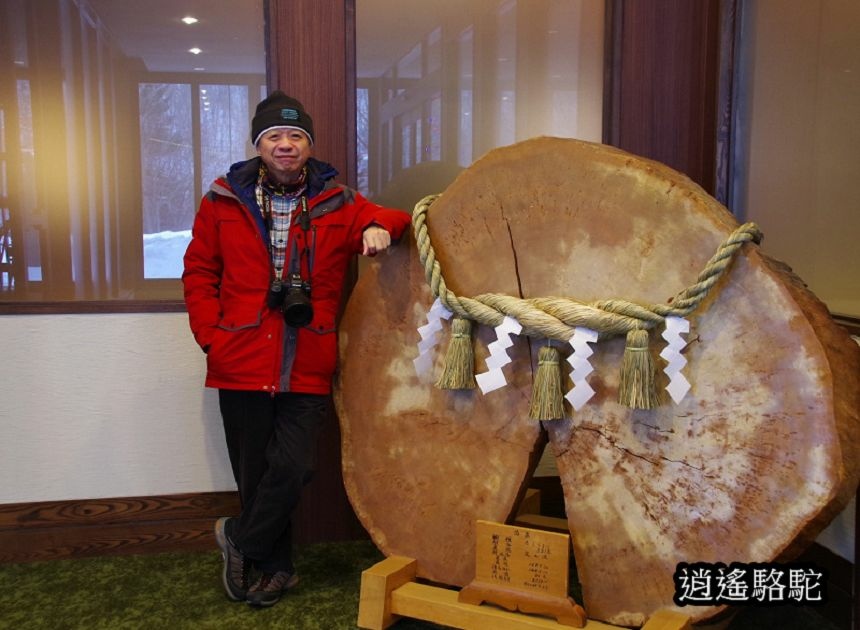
[401,118,412,169]
[140,83,193,279]
[15,80,38,283]
[495,1,517,147]
[356,0,604,209]
[0,0,265,305]
[427,27,442,75]
[457,26,474,168]
[356,87,370,194]
[429,95,442,161]
[734,1,860,317]
[397,43,423,88]
[200,84,250,194]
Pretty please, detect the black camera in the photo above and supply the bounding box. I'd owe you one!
[267,274,313,327]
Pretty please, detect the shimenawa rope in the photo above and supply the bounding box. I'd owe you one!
[413,194,762,416]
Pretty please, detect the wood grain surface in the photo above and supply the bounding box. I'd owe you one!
[335,137,860,626]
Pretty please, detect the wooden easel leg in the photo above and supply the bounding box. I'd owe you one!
[357,556,418,630]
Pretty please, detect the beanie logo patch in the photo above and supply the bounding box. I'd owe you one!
[280,108,300,121]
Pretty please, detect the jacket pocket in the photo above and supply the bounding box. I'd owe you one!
[217,309,263,331]
[293,313,338,383]
[207,310,266,383]
[309,212,352,262]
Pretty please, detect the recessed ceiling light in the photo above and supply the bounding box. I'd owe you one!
[181,16,198,25]
[194,67,205,71]
[189,47,202,55]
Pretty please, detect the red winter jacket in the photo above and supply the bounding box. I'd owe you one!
[182,157,410,394]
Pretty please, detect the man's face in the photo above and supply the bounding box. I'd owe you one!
[256,128,312,184]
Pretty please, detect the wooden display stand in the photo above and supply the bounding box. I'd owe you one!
[357,518,692,630]
[358,556,691,630]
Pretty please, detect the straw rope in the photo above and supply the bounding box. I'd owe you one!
[413,193,762,342]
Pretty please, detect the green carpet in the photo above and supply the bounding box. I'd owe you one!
[0,541,441,630]
[0,540,844,629]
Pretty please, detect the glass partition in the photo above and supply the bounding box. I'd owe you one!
[0,0,265,304]
[733,0,860,317]
[356,0,605,212]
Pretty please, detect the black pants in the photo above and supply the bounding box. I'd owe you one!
[218,389,330,573]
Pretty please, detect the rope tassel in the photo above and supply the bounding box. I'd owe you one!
[413,196,763,410]
[529,345,565,421]
[436,316,477,389]
[618,329,660,409]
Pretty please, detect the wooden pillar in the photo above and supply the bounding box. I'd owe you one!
[265,0,357,188]
[603,0,736,201]
[264,0,366,545]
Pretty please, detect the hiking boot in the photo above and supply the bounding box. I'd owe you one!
[245,570,299,607]
[214,517,251,601]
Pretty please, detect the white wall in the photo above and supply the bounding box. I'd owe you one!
[0,312,234,503]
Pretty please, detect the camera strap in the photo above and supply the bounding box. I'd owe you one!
[288,196,312,279]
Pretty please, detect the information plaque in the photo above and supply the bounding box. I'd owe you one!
[458,520,586,627]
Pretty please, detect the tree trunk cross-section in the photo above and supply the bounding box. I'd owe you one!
[334,137,860,626]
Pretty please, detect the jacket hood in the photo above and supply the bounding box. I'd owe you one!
[223,156,338,200]
[211,156,340,238]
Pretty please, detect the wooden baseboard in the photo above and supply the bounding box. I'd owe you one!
[0,491,240,563]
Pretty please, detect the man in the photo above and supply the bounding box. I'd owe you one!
[182,91,410,607]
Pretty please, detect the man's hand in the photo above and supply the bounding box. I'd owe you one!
[362,225,392,257]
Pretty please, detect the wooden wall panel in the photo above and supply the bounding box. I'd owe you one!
[603,0,729,198]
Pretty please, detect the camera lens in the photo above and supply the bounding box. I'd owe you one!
[281,273,313,327]
[283,300,313,327]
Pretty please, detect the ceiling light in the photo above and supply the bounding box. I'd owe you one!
[189,47,202,55]
[181,16,198,25]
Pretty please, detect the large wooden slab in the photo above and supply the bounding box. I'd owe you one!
[336,234,544,587]
[335,137,860,626]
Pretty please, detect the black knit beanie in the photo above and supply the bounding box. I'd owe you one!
[251,91,314,146]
